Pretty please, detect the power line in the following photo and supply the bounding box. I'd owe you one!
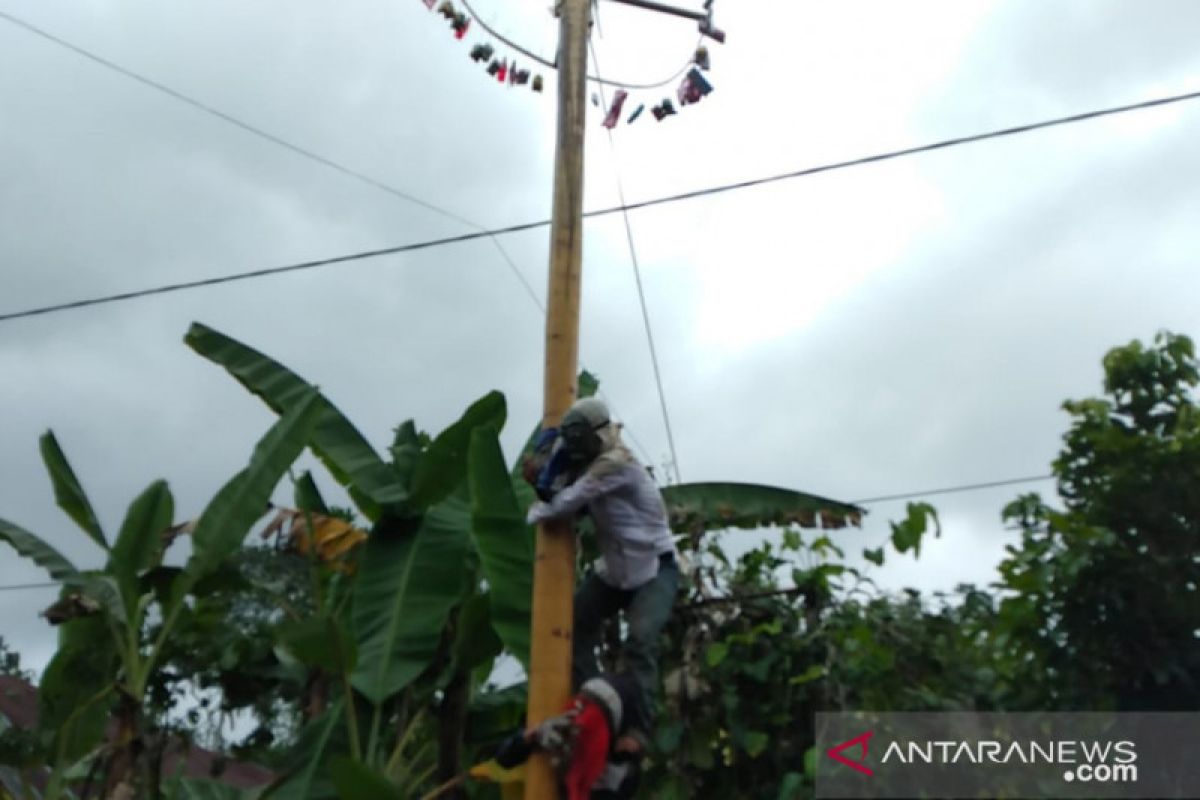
[851,474,1054,506]
[0,8,544,313]
[3,87,1200,323]
[590,35,683,483]
[0,474,1057,593]
[0,10,451,221]
[0,9,679,458]
[594,388,656,466]
[0,582,57,593]
[599,87,1200,215]
[0,222,552,322]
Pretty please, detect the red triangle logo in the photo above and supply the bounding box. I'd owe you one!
[826,731,874,776]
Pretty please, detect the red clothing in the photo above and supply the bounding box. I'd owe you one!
[564,698,611,800]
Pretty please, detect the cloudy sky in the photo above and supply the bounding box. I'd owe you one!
[2,0,1199,679]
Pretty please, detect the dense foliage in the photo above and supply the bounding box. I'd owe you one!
[994,331,1200,712]
[0,638,29,681]
[0,328,1195,799]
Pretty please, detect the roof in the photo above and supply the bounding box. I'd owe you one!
[0,676,37,729]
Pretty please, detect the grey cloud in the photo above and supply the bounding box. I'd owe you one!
[2,0,1198,680]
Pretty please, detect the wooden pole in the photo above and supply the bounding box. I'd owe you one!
[525,0,590,797]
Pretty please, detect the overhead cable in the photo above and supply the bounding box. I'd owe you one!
[0,8,544,311]
[852,474,1055,505]
[0,474,1060,593]
[3,88,1200,323]
[589,34,683,482]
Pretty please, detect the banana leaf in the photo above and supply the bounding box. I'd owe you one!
[408,391,506,511]
[38,615,118,765]
[276,616,358,675]
[0,517,125,626]
[0,518,82,586]
[329,758,401,800]
[660,482,865,534]
[466,683,528,748]
[185,323,404,519]
[452,592,503,676]
[468,427,532,668]
[39,431,107,550]
[350,491,473,705]
[294,470,330,514]
[261,701,345,800]
[107,480,174,616]
[185,390,322,583]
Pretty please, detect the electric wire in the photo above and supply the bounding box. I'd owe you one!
[0,8,544,313]
[586,4,678,475]
[0,227,552,322]
[599,87,1200,215]
[0,8,671,461]
[595,388,656,466]
[0,8,664,461]
[851,474,1054,505]
[5,85,1200,324]
[0,11,1086,600]
[457,0,699,90]
[589,33,683,483]
[0,473,1062,593]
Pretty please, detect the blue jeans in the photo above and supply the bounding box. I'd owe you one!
[572,555,680,730]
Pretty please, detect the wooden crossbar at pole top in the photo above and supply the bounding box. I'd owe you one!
[524,0,590,797]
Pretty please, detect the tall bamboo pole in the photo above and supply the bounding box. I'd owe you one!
[524,0,591,797]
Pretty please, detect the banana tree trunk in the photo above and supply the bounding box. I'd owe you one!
[304,670,330,721]
[102,694,141,800]
[435,670,469,799]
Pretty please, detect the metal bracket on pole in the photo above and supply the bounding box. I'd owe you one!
[604,0,725,42]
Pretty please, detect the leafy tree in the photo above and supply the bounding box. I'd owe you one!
[24,324,1188,799]
[184,323,529,799]
[146,543,314,763]
[639,502,1021,799]
[996,331,1200,710]
[0,330,966,800]
[0,637,30,681]
[0,392,322,798]
[0,637,42,795]
[183,323,866,799]
[641,331,1200,797]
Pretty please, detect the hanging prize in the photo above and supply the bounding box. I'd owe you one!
[602,89,629,129]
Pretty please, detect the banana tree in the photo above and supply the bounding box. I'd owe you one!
[0,392,322,798]
[660,482,863,536]
[185,324,532,798]
[184,322,866,796]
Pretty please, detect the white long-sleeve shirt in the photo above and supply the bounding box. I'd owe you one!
[527,463,675,590]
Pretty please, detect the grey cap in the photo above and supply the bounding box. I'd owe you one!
[579,676,623,732]
[562,397,610,430]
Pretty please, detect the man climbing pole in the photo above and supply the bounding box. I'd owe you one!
[489,672,649,799]
[524,397,679,753]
